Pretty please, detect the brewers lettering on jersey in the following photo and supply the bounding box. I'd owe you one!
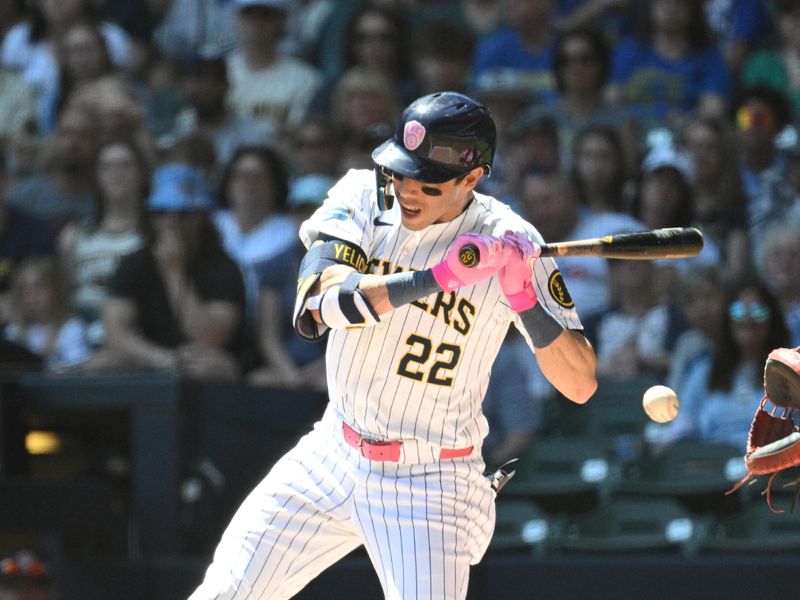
[190,92,597,600]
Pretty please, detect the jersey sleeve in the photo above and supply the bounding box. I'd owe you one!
[298,169,375,255]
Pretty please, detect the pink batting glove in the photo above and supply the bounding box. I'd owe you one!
[431,233,513,292]
[499,231,542,311]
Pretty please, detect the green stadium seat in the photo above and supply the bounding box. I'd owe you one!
[701,503,800,552]
[556,496,703,554]
[490,498,560,555]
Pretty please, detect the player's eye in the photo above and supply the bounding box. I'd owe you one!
[421,186,442,196]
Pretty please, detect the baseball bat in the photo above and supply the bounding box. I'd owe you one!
[458,227,703,266]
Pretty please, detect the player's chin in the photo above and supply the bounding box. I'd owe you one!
[399,210,429,230]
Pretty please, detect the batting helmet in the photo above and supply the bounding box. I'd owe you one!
[372,91,496,210]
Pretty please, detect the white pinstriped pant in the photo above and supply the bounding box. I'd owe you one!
[189,407,496,600]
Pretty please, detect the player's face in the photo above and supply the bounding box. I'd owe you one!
[391,168,482,230]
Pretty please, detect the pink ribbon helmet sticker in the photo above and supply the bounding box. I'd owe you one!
[403,120,426,151]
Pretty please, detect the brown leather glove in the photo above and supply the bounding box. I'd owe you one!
[727,347,800,512]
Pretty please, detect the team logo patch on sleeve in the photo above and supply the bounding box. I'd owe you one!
[321,207,352,222]
[548,270,574,308]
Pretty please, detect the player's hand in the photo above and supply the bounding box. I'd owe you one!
[499,231,541,312]
[431,233,513,292]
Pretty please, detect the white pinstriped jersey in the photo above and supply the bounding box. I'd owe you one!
[299,169,583,451]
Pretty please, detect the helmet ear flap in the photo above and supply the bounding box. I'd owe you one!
[375,165,394,211]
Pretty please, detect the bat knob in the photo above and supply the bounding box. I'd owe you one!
[459,244,480,267]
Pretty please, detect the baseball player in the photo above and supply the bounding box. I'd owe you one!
[189,92,598,599]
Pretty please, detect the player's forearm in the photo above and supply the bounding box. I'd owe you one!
[535,330,597,404]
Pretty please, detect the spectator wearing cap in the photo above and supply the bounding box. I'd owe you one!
[226,0,322,135]
[165,53,274,170]
[247,174,333,389]
[93,163,245,381]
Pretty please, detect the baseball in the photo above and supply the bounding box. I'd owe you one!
[642,385,679,423]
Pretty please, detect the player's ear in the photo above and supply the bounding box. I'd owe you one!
[461,167,485,191]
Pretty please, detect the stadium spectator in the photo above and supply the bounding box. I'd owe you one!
[213,145,295,321]
[329,66,401,144]
[570,124,634,213]
[409,18,475,98]
[5,105,97,228]
[4,257,91,372]
[704,0,774,76]
[226,0,322,134]
[514,168,643,320]
[760,222,800,347]
[594,258,681,381]
[0,151,57,325]
[665,264,726,396]
[732,85,797,260]
[481,327,546,466]
[152,0,239,61]
[57,138,148,348]
[742,1,800,116]
[606,0,732,133]
[502,115,562,200]
[284,114,341,178]
[62,75,155,166]
[43,20,117,134]
[517,27,636,167]
[471,0,560,104]
[92,163,245,381]
[0,68,36,151]
[165,53,273,171]
[634,162,721,268]
[679,116,750,278]
[0,0,135,133]
[326,2,415,108]
[247,174,332,389]
[649,277,789,450]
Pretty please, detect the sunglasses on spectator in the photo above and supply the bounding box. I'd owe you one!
[728,301,771,323]
[736,106,776,132]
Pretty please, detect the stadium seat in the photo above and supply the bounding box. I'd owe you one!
[490,498,560,555]
[618,440,747,514]
[502,436,616,513]
[701,503,800,552]
[556,496,703,554]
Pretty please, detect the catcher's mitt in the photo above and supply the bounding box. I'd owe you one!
[726,347,800,512]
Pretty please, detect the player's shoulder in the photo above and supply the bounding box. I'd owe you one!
[324,168,376,209]
[471,192,545,244]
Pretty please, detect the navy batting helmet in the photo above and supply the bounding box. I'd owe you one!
[372,91,496,210]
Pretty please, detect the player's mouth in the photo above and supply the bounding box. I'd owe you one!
[399,203,421,218]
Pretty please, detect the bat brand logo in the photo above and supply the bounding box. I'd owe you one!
[403,120,426,150]
[548,270,574,308]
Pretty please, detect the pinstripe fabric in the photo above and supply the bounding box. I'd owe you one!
[190,168,582,599]
[189,409,495,600]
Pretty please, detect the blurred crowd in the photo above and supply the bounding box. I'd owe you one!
[0,0,798,469]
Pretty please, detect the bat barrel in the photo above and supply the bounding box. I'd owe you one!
[540,227,704,259]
